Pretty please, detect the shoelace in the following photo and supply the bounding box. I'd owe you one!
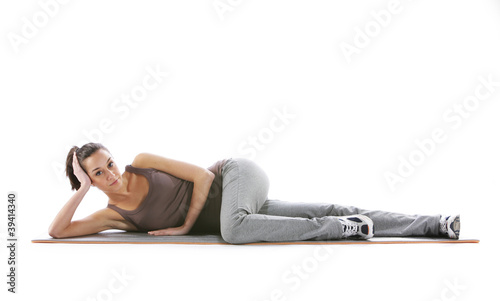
[439,216,449,234]
[342,222,358,237]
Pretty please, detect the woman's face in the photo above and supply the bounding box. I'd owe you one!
[82,149,123,192]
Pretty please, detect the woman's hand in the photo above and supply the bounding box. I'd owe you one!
[73,151,91,188]
[148,226,190,236]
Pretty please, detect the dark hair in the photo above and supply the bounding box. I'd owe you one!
[65,142,110,191]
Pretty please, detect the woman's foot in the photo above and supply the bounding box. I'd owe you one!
[439,214,460,239]
[338,214,374,239]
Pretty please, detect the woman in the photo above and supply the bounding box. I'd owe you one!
[49,142,460,244]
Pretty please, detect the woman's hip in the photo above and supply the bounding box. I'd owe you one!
[220,157,270,213]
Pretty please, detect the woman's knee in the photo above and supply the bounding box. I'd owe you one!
[220,215,250,244]
[220,226,245,244]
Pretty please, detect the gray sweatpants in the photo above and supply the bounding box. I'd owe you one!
[219,158,441,244]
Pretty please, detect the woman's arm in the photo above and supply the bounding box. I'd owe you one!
[132,153,215,235]
[49,152,114,238]
[48,184,90,237]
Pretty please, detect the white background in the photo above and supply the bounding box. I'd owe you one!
[1,0,499,300]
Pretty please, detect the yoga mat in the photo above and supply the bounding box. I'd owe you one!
[32,230,479,245]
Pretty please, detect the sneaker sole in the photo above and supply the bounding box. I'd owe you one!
[448,214,460,239]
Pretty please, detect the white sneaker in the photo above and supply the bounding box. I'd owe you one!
[439,214,460,239]
[338,214,374,239]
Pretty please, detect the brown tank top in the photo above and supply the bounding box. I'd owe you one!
[107,159,228,234]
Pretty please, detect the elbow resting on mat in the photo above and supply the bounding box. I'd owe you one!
[49,208,119,238]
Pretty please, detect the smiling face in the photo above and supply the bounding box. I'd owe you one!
[81,149,123,192]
